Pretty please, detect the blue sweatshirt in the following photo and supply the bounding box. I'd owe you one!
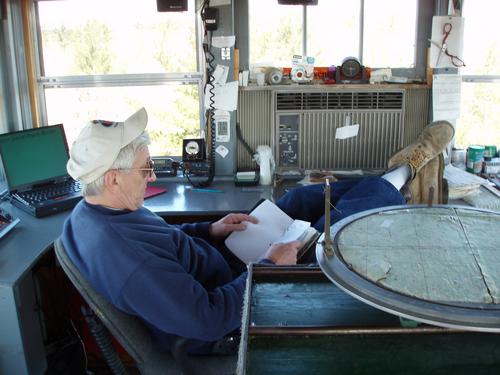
[61,200,251,351]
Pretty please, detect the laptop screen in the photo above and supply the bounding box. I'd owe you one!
[0,125,70,191]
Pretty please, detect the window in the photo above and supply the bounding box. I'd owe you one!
[248,1,302,67]
[249,0,417,69]
[456,0,500,148]
[36,0,202,156]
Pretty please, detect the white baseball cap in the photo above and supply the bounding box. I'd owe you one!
[67,107,148,184]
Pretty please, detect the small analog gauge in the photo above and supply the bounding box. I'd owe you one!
[185,140,200,156]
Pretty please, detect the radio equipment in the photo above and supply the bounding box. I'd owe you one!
[151,157,179,177]
[182,138,210,177]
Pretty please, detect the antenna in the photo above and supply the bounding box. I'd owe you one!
[322,179,334,257]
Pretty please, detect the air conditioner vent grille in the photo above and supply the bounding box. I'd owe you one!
[275,92,303,110]
[378,91,404,109]
[276,91,404,111]
[303,92,328,110]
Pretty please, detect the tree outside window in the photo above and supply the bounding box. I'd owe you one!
[37,0,200,156]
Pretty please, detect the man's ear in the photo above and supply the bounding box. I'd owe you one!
[103,170,120,191]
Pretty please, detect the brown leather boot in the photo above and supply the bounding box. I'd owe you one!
[404,154,447,205]
[388,120,454,179]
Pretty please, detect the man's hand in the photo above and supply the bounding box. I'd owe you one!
[209,213,258,239]
[263,240,301,265]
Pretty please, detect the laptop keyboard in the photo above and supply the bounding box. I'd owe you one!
[15,180,82,205]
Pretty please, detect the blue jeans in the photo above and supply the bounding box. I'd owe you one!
[276,176,405,232]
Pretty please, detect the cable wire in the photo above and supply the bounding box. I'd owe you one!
[186,0,216,188]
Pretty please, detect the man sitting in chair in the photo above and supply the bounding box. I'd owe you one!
[62,107,453,355]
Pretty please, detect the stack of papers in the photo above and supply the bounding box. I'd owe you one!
[444,165,488,199]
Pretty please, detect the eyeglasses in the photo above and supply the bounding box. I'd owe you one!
[114,159,155,179]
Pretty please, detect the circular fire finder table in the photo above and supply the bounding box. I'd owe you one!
[316,205,500,332]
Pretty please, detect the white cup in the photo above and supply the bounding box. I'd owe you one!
[256,72,265,86]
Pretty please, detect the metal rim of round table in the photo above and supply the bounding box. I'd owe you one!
[316,204,500,333]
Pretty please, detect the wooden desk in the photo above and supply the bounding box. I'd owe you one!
[0,180,272,375]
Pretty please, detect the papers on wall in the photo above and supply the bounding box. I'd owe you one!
[215,144,229,158]
[213,64,229,85]
[204,80,238,111]
[212,35,235,49]
[432,74,461,121]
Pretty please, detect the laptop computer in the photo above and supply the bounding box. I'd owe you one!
[0,125,82,218]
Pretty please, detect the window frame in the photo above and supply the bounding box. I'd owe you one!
[239,0,432,80]
[31,0,206,157]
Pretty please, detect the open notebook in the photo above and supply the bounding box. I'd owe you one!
[224,199,319,264]
[0,125,82,217]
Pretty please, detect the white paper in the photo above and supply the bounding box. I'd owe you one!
[224,199,316,264]
[215,144,229,158]
[274,220,310,244]
[204,81,238,111]
[432,74,461,121]
[212,35,235,49]
[213,64,229,85]
[429,16,465,69]
[335,124,359,140]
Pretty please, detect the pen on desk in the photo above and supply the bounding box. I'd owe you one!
[190,188,224,193]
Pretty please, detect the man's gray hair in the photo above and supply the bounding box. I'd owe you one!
[83,132,150,197]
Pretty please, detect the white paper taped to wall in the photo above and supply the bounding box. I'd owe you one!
[212,36,235,49]
[335,124,359,140]
[204,81,238,111]
[213,65,229,85]
[432,74,461,121]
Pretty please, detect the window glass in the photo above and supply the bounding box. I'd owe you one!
[44,84,200,156]
[462,0,500,75]
[307,1,360,67]
[249,0,302,67]
[455,83,500,149]
[456,1,500,149]
[36,0,200,156]
[363,0,417,68]
[37,0,197,76]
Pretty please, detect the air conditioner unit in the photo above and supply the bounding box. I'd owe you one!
[236,87,429,172]
[274,88,405,171]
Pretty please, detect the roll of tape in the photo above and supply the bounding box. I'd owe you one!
[267,68,283,85]
[291,66,307,82]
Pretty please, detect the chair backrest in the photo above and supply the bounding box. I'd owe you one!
[53,237,180,374]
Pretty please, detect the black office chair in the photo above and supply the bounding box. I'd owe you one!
[53,237,237,375]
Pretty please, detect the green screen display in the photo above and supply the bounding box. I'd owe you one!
[0,125,69,190]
